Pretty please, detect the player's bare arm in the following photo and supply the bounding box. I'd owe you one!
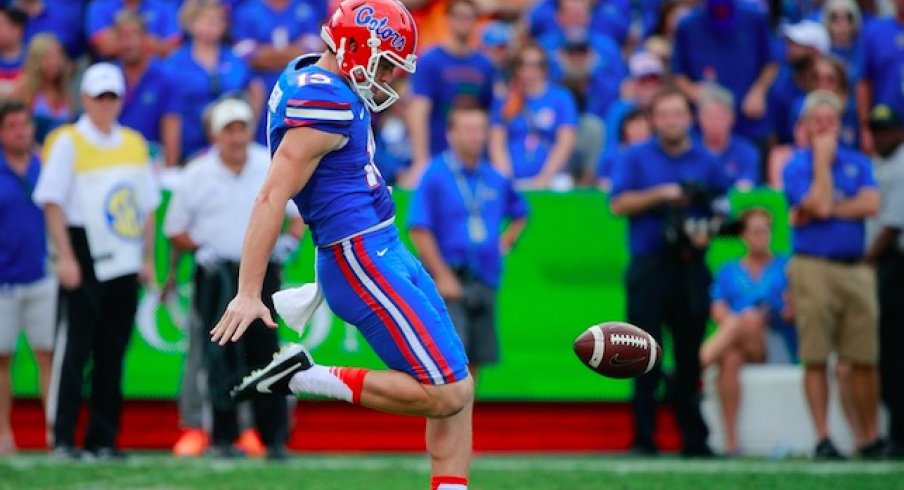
[210,127,345,345]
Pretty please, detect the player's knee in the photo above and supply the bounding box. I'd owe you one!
[426,377,473,418]
[835,359,854,380]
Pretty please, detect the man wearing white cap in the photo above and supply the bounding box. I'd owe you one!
[768,20,830,145]
[164,97,301,458]
[34,62,160,460]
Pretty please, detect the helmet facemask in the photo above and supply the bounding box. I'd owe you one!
[326,26,417,112]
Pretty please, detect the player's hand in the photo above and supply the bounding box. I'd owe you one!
[435,271,462,301]
[57,254,81,290]
[210,295,278,345]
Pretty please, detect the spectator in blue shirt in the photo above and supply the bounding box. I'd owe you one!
[489,44,578,190]
[86,0,180,59]
[0,100,54,455]
[0,6,25,98]
[231,0,321,145]
[115,11,181,167]
[700,208,796,455]
[596,108,651,192]
[783,89,884,459]
[610,89,727,457]
[790,55,860,148]
[769,20,829,145]
[526,0,631,46]
[600,51,666,163]
[856,0,904,155]
[672,0,778,143]
[13,0,84,59]
[405,0,496,187]
[697,84,761,190]
[408,105,527,382]
[11,34,73,144]
[165,0,260,161]
[821,0,865,83]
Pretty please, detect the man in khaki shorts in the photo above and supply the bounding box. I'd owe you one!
[0,100,55,453]
[783,90,883,459]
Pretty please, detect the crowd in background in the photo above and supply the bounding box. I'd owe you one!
[0,0,902,462]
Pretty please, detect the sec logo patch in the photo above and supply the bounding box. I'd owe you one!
[105,185,142,240]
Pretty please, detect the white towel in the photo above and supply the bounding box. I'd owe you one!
[273,282,324,336]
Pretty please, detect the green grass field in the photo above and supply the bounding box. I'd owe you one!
[1,453,903,490]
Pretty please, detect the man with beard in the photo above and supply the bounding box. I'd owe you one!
[610,89,727,457]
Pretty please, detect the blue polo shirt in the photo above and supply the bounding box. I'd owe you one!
[862,17,904,114]
[24,3,84,59]
[541,32,626,113]
[610,140,728,256]
[0,154,45,284]
[712,256,789,314]
[489,83,578,179]
[672,5,775,140]
[119,59,179,144]
[783,146,876,259]
[231,0,320,144]
[410,46,496,156]
[86,0,180,49]
[407,153,528,288]
[696,134,761,187]
[163,43,251,159]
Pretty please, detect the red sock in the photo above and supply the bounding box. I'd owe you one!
[328,367,368,404]
[431,475,468,490]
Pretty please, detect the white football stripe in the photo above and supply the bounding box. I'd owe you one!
[341,241,444,384]
[589,326,605,369]
[286,107,354,121]
[645,333,658,374]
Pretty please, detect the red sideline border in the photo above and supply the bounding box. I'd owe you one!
[11,399,681,452]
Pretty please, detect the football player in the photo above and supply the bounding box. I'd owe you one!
[209,1,473,488]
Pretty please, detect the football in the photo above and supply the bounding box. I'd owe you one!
[573,322,662,379]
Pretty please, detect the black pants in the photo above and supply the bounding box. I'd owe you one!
[878,249,904,447]
[626,255,711,453]
[51,227,138,450]
[194,261,288,448]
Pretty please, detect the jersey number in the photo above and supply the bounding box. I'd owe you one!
[296,73,331,86]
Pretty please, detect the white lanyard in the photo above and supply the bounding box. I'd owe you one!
[443,151,488,244]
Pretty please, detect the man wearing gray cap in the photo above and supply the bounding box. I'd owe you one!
[34,62,159,460]
[164,97,301,458]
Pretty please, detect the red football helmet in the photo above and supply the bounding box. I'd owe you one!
[321,0,418,112]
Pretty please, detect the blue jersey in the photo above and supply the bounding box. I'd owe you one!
[783,146,876,259]
[694,134,761,187]
[267,55,395,246]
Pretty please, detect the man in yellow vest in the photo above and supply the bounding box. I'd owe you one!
[34,62,159,460]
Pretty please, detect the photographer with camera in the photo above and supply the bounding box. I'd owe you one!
[610,89,729,457]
